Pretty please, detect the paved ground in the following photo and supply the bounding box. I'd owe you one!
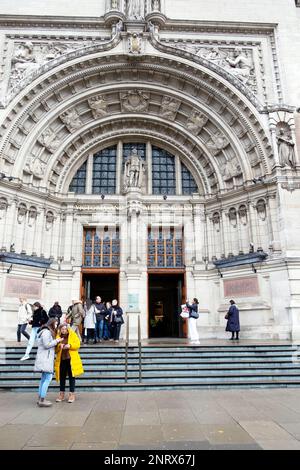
[1,389,300,450]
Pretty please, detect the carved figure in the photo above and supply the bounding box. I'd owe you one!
[60,109,82,132]
[225,47,252,83]
[160,96,180,120]
[39,128,61,153]
[127,0,144,19]
[88,95,108,118]
[186,111,207,135]
[124,148,145,190]
[276,127,296,169]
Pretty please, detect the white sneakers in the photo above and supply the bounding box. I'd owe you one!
[20,355,30,361]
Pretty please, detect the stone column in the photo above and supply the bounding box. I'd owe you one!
[193,204,205,266]
[175,155,182,196]
[0,199,10,251]
[147,141,152,195]
[86,153,93,194]
[63,209,74,264]
[34,207,46,257]
[116,141,123,194]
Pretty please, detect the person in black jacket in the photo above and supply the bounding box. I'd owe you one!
[94,296,107,343]
[48,302,63,324]
[20,302,49,360]
[107,299,124,343]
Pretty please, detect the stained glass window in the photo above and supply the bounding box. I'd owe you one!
[69,161,87,194]
[92,146,117,195]
[83,228,120,267]
[148,227,184,268]
[181,163,198,195]
[152,146,176,195]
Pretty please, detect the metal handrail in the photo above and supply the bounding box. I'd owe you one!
[125,314,129,383]
[138,314,142,383]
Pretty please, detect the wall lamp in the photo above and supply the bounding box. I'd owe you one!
[7,264,12,273]
[42,269,48,278]
[101,194,105,200]
[163,194,167,200]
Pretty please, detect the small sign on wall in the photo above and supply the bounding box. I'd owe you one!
[128,293,139,311]
[5,277,42,299]
[223,277,259,298]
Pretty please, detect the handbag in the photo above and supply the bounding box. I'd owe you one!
[180,304,189,319]
[190,311,199,319]
[224,313,229,320]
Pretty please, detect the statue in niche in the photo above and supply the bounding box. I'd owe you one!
[225,47,252,84]
[152,0,160,10]
[39,128,61,153]
[238,205,248,226]
[0,198,8,220]
[123,148,145,190]
[60,109,82,132]
[228,208,237,227]
[276,127,296,169]
[212,212,221,232]
[17,204,27,224]
[111,0,119,9]
[88,95,108,118]
[186,111,208,135]
[126,0,144,19]
[160,96,180,121]
[256,199,266,221]
[46,211,54,231]
[28,207,37,227]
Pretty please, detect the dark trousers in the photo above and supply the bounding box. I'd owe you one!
[86,328,95,342]
[17,324,30,342]
[110,323,122,341]
[60,359,75,392]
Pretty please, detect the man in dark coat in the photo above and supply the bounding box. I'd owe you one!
[225,299,240,340]
[48,302,63,323]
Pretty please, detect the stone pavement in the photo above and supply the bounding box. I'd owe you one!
[1,389,300,450]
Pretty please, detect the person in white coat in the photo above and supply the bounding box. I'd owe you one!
[17,298,32,343]
[83,299,96,344]
[186,298,200,345]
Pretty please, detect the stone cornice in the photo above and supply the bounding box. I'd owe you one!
[160,20,278,35]
[0,14,107,29]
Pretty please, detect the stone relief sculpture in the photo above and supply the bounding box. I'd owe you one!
[220,157,241,181]
[128,33,142,54]
[126,0,144,19]
[152,0,160,10]
[17,204,27,224]
[121,90,150,112]
[38,128,61,153]
[228,208,237,227]
[225,47,253,84]
[60,109,82,132]
[160,96,180,121]
[111,0,119,8]
[123,148,146,190]
[88,95,108,118]
[276,126,296,169]
[206,131,229,154]
[212,212,221,232]
[186,111,208,135]
[28,157,46,178]
[197,46,227,67]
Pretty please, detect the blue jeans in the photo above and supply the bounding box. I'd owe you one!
[95,319,104,341]
[38,372,53,399]
[25,327,39,356]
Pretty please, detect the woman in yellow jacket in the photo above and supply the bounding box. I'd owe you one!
[54,323,84,403]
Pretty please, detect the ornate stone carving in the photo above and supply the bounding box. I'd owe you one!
[10,42,39,89]
[123,148,146,191]
[126,0,144,20]
[212,212,221,232]
[228,208,237,227]
[160,96,181,121]
[17,203,27,224]
[206,132,229,154]
[276,124,296,169]
[256,199,267,221]
[88,95,108,118]
[152,0,160,11]
[197,46,226,67]
[111,0,119,8]
[28,157,46,178]
[60,109,82,132]
[225,47,253,85]
[128,33,142,54]
[38,128,61,153]
[186,111,208,135]
[121,90,150,112]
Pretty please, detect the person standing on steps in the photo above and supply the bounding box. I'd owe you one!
[107,299,124,343]
[55,323,84,403]
[20,302,49,360]
[17,297,32,343]
[83,299,96,344]
[94,296,106,343]
[225,299,240,341]
[48,301,63,325]
[34,318,64,407]
[66,300,84,342]
[186,298,200,345]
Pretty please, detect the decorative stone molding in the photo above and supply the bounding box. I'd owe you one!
[120,89,150,112]
[60,109,83,133]
[88,95,108,119]
[159,96,181,121]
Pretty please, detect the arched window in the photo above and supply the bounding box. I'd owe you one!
[69,161,87,193]
[181,163,198,195]
[152,146,176,195]
[93,145,117,195]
